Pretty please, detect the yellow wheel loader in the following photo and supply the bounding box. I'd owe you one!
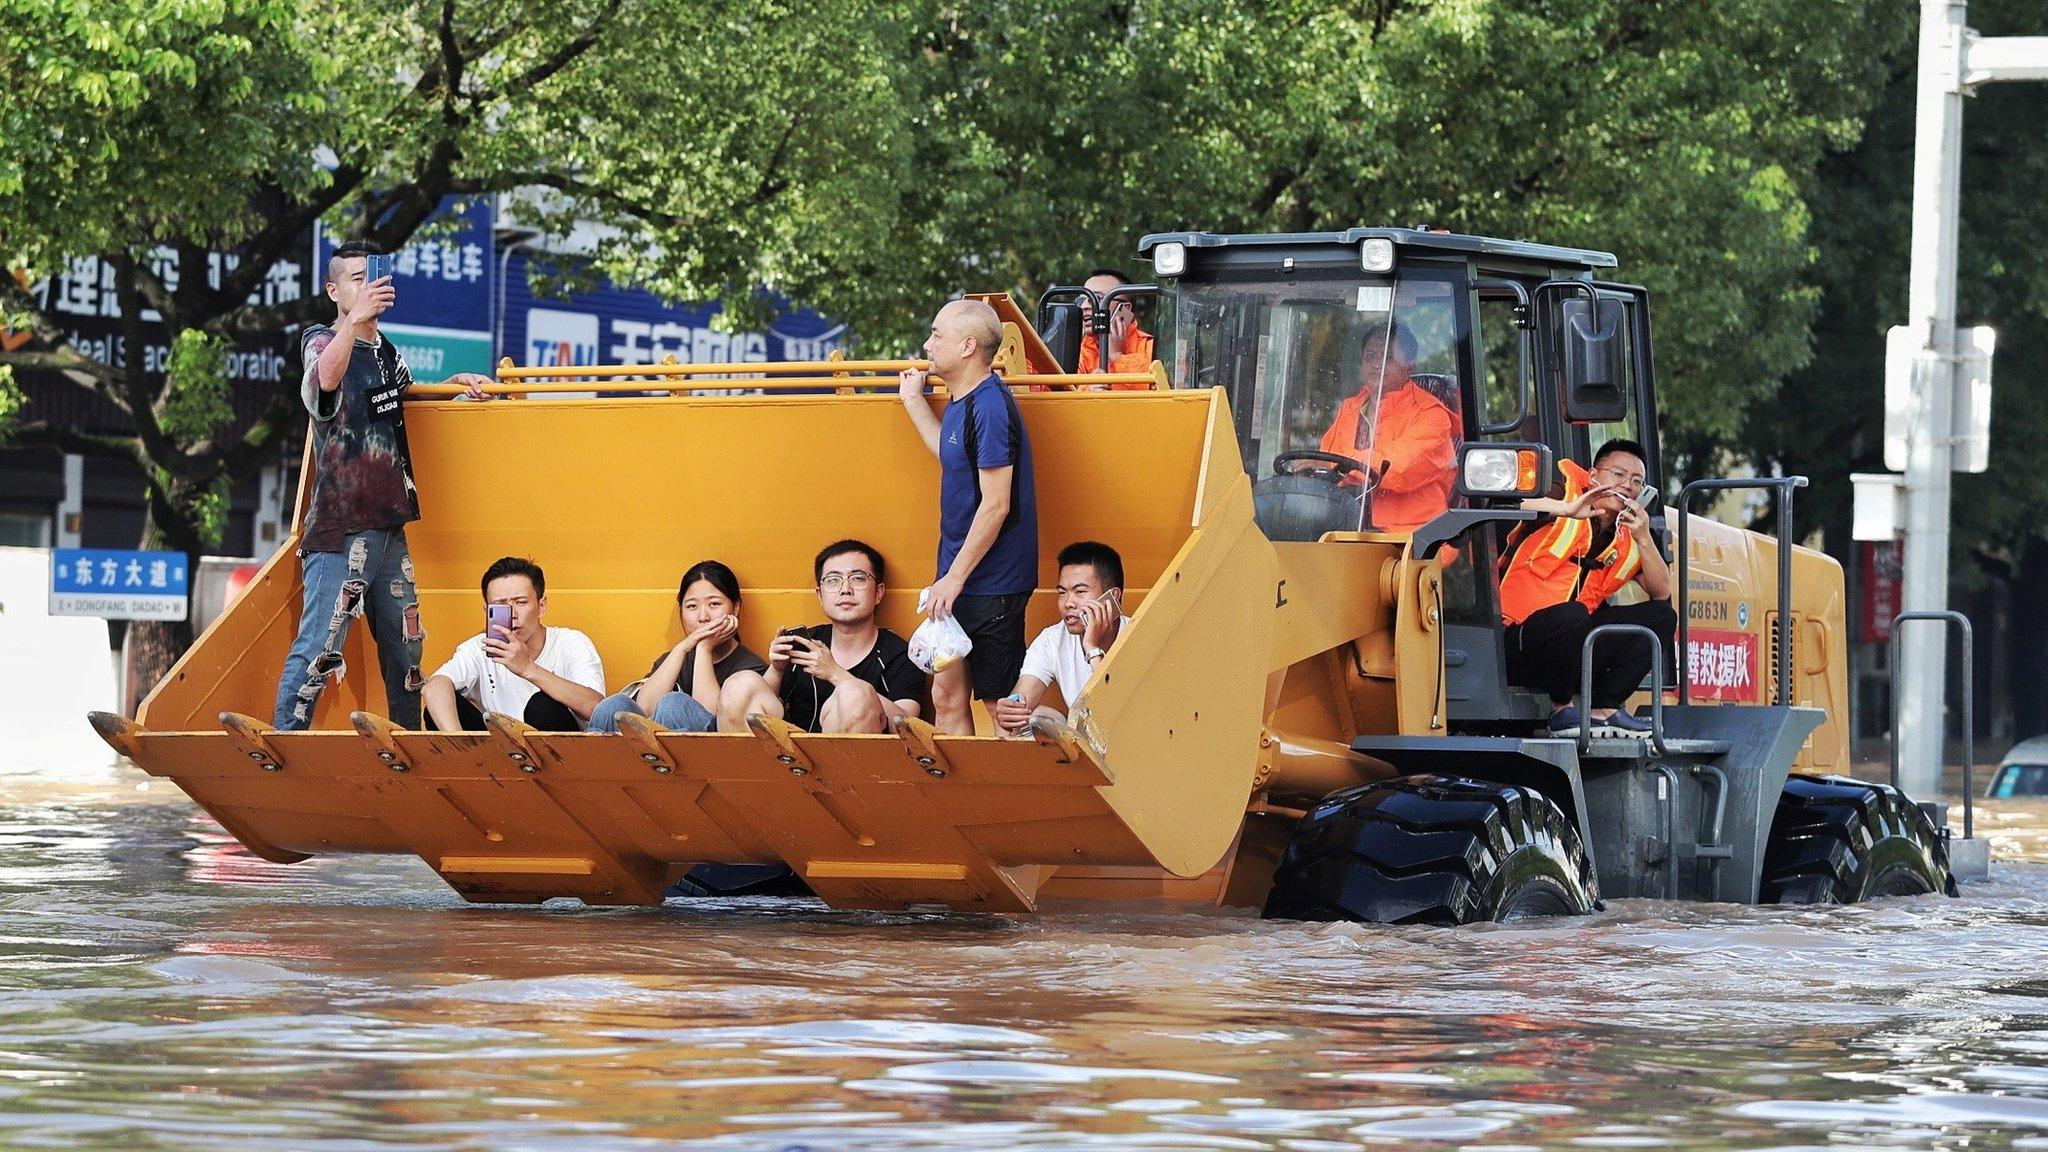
[91,227,1955,923]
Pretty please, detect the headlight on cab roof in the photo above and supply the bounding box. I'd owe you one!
[1360,237,1395,273]
[1152,241,1187,278]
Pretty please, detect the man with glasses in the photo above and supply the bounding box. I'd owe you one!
[1499,438,1675,738]
[715,539,927,735]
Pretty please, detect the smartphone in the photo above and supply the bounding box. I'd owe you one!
[364,252,394,284]
[1637,484,1659,509]
[486,603,512,640]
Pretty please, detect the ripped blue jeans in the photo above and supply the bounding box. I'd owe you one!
[272,527,424,730]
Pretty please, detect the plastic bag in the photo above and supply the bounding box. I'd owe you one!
[908,589,974,674]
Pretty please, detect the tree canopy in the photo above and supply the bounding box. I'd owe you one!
[0,0,1997,560]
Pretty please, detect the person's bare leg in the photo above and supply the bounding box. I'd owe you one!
[716,671,783,733]
[932,662,973,735]
[818,680,887,734]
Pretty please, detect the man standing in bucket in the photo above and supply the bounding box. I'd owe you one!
[899,298,1039,735]
[271,240,490,731]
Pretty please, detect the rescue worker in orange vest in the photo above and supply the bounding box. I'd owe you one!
[1315,323,1460,535]
[1500,438,1675,738]
[1077,269,1154,383]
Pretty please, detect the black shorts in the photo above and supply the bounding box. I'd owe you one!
[952,591,1031,700]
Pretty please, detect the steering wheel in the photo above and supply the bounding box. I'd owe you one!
[1273,450,1369,484]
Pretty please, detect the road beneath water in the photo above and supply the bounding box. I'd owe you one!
[5,761,2048,1150]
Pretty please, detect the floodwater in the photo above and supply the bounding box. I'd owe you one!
[7,762,2048,1151]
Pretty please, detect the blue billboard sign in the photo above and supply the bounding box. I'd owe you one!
[500,250,846,371]
[50,548,191,620]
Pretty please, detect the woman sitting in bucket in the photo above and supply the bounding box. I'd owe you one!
[589,560,767,733]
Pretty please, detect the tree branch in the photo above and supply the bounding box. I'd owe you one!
[473,0,623,102]
[0,276,126,401]
[7,419,141,463]
[216,164,368,308]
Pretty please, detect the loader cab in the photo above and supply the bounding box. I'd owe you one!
[1140,228,1665,727]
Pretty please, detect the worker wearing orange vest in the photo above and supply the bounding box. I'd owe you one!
[1077,269,1154,382]
[1501,439,1675,738]
[1315,323,1460,535]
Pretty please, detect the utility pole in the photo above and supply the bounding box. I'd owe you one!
[1892,2,2048,799]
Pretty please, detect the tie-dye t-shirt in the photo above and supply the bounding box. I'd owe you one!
[298,325,421,553]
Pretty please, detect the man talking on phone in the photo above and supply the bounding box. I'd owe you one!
[271,240,493,731]
[899,298,1039,735]
[1499,438,1675,739]
[992,542,1128,736]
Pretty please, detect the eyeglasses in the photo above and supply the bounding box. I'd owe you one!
[1595,464,1646,491]
[819,572,874,591]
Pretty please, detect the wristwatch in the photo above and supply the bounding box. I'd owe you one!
[1085,645,1107,663]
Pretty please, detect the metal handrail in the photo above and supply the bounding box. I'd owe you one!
[405,355,1158,397]
[1889,609,1975,840]
[1675,476,1808,706]
[1577,622,1670,759]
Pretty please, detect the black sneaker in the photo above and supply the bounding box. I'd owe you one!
[1546,707,1583,738]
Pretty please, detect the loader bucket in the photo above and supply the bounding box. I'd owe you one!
[102,357,1278,911]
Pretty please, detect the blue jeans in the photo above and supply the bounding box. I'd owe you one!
[272,527,423,731]
[589,690,715,733]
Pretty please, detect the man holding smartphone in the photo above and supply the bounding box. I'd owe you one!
[992,542,1129,736]
[271,240,492,731]
[1499,438,1676,739]
[421,557,606,732]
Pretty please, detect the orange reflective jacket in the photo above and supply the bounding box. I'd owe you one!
[1498,459,1644,625]
[1316,381,1459,535]
[1078,328,1154,381]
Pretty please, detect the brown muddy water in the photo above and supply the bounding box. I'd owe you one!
[6,761,2048,1151]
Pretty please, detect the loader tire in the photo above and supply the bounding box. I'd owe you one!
[1761,774,1957,904]
[1261,775,1597,926]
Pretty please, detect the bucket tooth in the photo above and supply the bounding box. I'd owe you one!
[890,714,952,779]
[350,710,412,772]
[614,710,682,775]
[1026,713,1092,770]
[482,710,546,774]
[746,712,816,778]
[87,710,145,761]
[218,711,286,773]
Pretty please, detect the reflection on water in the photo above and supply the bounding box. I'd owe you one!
[5,770,2048,1150]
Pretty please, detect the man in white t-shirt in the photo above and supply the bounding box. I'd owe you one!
[992,541,1129,736]
[422,556,606,731]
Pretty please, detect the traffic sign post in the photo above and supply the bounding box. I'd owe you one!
[50,548,190,621]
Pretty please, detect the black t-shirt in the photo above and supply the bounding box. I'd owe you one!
[776,625,926,732]
[639,643,768,694]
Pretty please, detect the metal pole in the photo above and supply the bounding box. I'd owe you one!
[1895,0,1969,800]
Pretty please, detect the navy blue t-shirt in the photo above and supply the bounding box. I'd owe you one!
[937,375,1038,596]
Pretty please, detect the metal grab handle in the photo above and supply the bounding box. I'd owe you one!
[1889,610,1974,840]
[1675,476,1808,706]
[1577,623,1670,759]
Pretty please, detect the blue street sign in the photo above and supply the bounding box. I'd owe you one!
[50,548,190,621]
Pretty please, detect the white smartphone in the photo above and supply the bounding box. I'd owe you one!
[1637,484,1659,509]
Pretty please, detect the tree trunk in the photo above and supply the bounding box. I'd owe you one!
[121,476,212,718]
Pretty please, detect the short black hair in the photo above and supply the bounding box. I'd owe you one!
[1595,438,1648,467]
[482,556,545,599]
[325,239,386,288]
[813,539,884,585]
[1363,321,1418,364]
[1056,540,1124,591]
[677,559,742,605]
[1085,267,1129,284]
